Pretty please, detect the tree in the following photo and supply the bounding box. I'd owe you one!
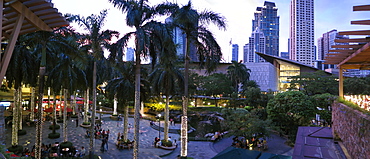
[107,1,177,157]
[149,62,184,142]
[5,34,39,148]
[200,73,233,97]
[289,70,338,95]
[311,93,337,126]
[227,60,251,92]
[67,10,119,158]
[267,91,316,141]
[221,108,271,141]
[343,77,370,95]
[169,2,226,156]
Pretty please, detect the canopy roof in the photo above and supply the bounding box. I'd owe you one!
[0,0,69,81]
[324,5,370,70]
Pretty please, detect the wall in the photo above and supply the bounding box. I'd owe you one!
[332,102,370,159]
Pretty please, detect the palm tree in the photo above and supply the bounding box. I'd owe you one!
[107,1,177,157]
[149,62,184,143]
[67,10,119,157]
[169,1,226,157]
[5,34,39,148]
[227,60,251,93]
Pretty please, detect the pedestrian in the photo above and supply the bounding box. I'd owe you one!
[80,146,85,157]
[101,137,106,152]
[105,135,109,150]
[76,117,79,127]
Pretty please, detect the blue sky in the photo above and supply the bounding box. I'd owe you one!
[52,0,369,62]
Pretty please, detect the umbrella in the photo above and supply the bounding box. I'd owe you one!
[212,147,261,159]
[76,101,92,104]
[44,107,54,113]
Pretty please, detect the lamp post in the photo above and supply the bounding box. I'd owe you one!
[157,114,161,139]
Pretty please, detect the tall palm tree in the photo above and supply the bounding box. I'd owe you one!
[108,1,177,157]
[227,60,251,93]
[5,34,39,148]
[149,62,184,142]
[67,10,119,157]
[23,27,81,158]
[169,1,226,157]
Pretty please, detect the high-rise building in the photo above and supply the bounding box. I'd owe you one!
[289,0,315,66]
[252,1,279,57]
[231,44,239,62]
[244,28,266,63]
[126,47,134,61]
[316,29,349,70]
[166,17,197,62]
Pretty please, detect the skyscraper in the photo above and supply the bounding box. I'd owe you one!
[289,0,315,66]
[252,1,279,57]
[244,28,266,63]
[316,29,349,70]
[231,44,239,62]
[126,47,134,61]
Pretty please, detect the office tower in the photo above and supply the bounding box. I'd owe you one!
[289,0,315,66]
[231,44,239,62]
[280,52,289,59]
[252,1,279,57]
[244,28,266,63]
[166,17,197,62]
[126,47,134,61]
[316,29,349,70]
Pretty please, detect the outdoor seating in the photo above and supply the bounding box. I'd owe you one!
[116,140,134,150]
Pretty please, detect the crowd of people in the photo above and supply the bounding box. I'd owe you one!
[232,136,268,151]
[14,142,86,158]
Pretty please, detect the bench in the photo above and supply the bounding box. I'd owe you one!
[158,145,177,150]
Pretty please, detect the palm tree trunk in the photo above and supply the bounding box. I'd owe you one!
[35,66,45,159]
[30,87,35,121]
[63,89,68,142]
[123,104,128,141]
[181,35,190,157]
[164,95,170,142]
[11,89,19,146]
[59,88,63,117]
[17,87,22,131]
[84,89,89,123]
[73,91,77,115]
[113,94,117,115]
[89,62,97,158]
[53,92,57,125]
[133,51,141,159]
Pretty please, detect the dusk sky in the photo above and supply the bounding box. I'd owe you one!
[52,0,369,62]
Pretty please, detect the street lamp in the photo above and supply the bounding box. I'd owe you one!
[157,114,161,139]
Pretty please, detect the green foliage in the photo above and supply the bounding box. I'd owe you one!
[18,129,27,136]
[267,91,316,141]
[161,140,173,147]
[48,132,60,139]
[311,93,337,124]
[146,103,182,111]
[337,97,370,116]
[199,73,233,96]
[60,141,73,149]
[227,61,251,92]
[221,108,271,140]
[49,124,61,130]
[82,122,91,125]
[343,77,370,95]
[289,70,338,95]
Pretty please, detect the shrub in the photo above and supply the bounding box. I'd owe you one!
[7,145,23,153]
[49,124,60,130]
[82,122,90,125]
[48,133,60,139]
[60,141,73,149]
[71,114,78,118]
[161,140,173,147]
[18,129,26,136]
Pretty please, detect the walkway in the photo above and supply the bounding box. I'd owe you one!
[5,113,293,159]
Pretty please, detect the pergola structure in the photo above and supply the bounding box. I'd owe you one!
[324,4,370,97]
[0,0,69,81]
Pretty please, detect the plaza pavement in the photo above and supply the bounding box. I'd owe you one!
[5,113,293,159]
